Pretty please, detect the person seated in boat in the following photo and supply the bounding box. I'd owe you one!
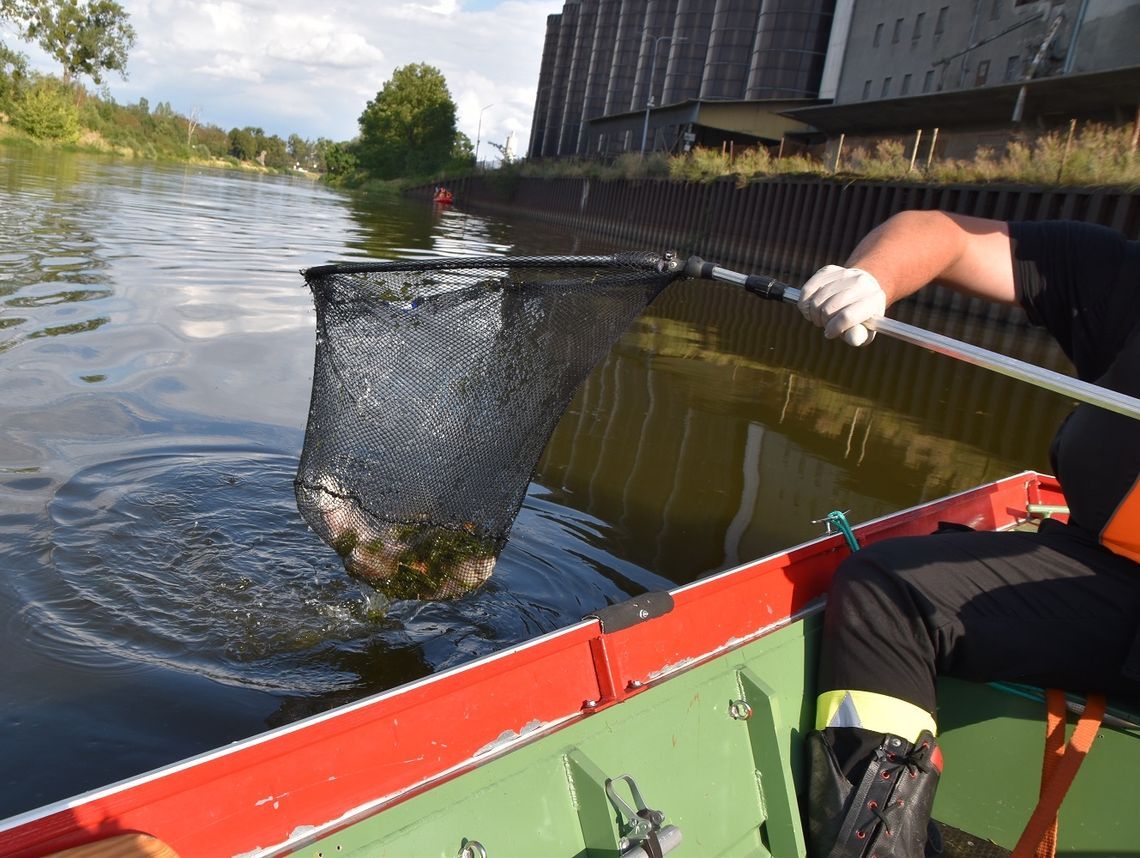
[796,210,1140,857]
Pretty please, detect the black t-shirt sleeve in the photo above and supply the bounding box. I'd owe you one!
[1010,220,1138,380]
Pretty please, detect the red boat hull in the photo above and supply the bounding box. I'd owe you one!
[0,472,1064,857]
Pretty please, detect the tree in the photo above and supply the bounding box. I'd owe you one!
[287,133,312,168]
[13,77,79,139]
[5,0,136,85]
[257,132,287,169]
[452,131,474,163]
[357,63,457,179]
[322,141,356,176]
[228,126,257,161]
[185,105,200,146]
[0,42,30,112]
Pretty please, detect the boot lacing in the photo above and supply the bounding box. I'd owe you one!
[862,740,932,839]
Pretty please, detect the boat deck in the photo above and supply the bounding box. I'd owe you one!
[939,822,1012,857]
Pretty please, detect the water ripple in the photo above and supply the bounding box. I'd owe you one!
[26,446,383,693]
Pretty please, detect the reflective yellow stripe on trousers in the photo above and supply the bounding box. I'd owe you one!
[816,689,938,742]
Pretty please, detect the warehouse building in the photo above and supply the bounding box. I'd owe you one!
[528,0,1140,161]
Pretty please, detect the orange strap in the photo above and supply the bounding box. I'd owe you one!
[1010,689,1106,858]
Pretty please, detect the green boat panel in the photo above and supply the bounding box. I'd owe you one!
[566,750,625,854]
[935,679,1140,856]
[292,619,818,858]
[737,668,807,858]
[292,609,1140,858]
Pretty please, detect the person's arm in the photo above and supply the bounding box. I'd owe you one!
[799,211,1016,346]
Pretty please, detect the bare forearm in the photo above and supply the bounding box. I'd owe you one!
[845,211,1017,307]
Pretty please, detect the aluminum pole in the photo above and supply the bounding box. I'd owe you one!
[688,258,1140,421]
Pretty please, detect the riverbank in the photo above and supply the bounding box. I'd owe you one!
[0,122,308,176]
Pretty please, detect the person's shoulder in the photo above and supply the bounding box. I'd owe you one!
[1010,219,1128,245]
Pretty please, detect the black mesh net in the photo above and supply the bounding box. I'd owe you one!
[296,253,682,601]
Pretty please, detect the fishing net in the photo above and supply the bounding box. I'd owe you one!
[296,253,683,601]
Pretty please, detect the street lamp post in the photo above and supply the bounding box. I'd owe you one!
[475,103,495,168]
[640,35,684,155]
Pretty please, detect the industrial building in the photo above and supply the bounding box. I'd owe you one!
[527,0,1140,161]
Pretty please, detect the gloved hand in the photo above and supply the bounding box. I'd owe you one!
[797,265,887,347]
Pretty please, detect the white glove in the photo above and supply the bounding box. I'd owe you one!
[798,265,887,347]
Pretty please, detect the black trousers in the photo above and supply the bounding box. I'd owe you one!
[818,519,1140,715]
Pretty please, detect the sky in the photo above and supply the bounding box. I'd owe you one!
[4,0,564,159]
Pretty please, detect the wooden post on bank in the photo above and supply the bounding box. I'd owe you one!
[1131,106,1140,157]
[909,129,923,172]
[832,133,845,173]
[1057,118,1077,184]
[777,135,786,159]
[925,127,940,171]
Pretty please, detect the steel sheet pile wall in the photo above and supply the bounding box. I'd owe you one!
[420,176,1140,320]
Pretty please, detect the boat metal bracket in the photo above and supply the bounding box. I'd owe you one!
[811,510,860,552]
[604,774,682,857]
[587,591,674,633]
[736,668,808,858]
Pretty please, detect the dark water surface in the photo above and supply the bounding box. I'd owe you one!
[0,146,1074,817]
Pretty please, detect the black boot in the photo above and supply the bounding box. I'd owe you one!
[806,728,943,858]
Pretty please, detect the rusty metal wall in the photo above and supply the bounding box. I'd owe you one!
[415,176,1140,320]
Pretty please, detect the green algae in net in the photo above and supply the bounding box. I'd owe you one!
[296,254,682,600]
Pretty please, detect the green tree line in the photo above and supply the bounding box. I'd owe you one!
[0,0,356,172]
[1,68,356,173]
[1,0,475,180]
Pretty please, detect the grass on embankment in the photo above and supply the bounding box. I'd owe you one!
[492,122,1140,190]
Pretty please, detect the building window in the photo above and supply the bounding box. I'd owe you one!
[923,69,935,92]
[862,79,872,99]
[1005,54,1021,81]
[913,12,925,40]
[892,18,903,44]
[991,0,1002,19]
[873,22,883,47]
[934,6,949,35]
[881,77,892,97]
[901,73,912,95]
[975,59,990,86]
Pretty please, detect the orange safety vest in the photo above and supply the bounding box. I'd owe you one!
[1101,475,1140,563]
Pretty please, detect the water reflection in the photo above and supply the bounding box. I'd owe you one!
[537,278,1072,583]
[339,193,516,261]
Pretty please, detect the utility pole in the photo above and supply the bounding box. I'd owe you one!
[475,103,494,167]
[640,35,686,155]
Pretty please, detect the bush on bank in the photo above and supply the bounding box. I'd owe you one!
[12,78,79,141]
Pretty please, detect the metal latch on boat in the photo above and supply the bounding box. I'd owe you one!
[604,774,682,857]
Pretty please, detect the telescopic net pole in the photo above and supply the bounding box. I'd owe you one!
[685,257,1140,422]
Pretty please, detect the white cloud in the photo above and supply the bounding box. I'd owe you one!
[194,55,264,83]
[10,0,563,153]
[199,2,246,35]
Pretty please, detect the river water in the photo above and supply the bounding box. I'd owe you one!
[0,146,1074,818]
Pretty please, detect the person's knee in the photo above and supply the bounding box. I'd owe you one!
[829,547,907,617]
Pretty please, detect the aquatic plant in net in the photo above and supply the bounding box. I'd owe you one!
[296,254,682,600]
